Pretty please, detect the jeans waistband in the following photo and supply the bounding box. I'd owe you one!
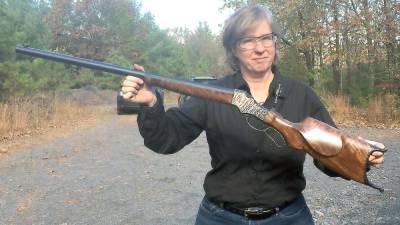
[207,196,298,220]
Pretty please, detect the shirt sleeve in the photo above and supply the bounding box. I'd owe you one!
[137,91,205,154]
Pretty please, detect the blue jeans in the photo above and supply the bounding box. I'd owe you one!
[194,194,315,225]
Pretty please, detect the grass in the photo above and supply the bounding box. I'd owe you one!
[323,93,399,128]
[0,93,111,142]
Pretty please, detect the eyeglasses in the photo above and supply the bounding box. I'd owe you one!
[237,33,277,50]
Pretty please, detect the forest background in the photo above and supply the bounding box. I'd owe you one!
[0,0,399,138]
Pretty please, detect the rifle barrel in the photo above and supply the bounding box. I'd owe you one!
[15,46,234,104]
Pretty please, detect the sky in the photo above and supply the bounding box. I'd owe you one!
[140,0,233,34]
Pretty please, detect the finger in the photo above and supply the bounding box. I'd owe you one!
[369,151,384,160]
[369,154,376,161]
[122,80,142,90]
[122,92,134,100]
[370,157,384,165]
[371,151,383,157]
[121,86,139,94]
[124,76,144,85]
[369,153,384,165]
[133,64,145,72]
[369,158,384,164]
[369,157,374,163]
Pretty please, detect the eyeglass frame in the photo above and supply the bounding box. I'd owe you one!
[236,32,278,50]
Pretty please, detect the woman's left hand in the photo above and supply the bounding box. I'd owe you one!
[363,139,385,167]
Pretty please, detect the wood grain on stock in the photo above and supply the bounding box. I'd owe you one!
[143,76,234,104]
[264,111,370,183]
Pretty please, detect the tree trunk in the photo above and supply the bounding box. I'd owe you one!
[332,0,342,93]
[343,28,352,94]
[362,0,375,89]
[382,0,397,81]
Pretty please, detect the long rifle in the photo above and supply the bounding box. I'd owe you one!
[15,46,387,192]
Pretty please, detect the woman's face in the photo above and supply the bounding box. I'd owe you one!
[234,20,276,77]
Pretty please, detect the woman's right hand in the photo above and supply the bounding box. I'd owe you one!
[121,64,157,107]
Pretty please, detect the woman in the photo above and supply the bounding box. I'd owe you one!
[121,4,384,225]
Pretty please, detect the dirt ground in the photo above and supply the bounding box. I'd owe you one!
[0,108,399,225]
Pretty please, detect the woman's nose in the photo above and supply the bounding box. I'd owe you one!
[253,41,267,53]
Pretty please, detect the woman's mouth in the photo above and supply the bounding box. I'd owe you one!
[253,57,270,63]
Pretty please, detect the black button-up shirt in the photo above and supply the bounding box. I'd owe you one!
[138,68,338,208]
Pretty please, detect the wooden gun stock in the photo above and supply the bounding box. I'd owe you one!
[16,46,387,192]
[233,91,387,192]
[267,112,381,187]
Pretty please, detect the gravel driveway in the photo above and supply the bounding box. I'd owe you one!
[0,113,399,225]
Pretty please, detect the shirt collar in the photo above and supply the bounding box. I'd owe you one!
[232,66,288,98]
